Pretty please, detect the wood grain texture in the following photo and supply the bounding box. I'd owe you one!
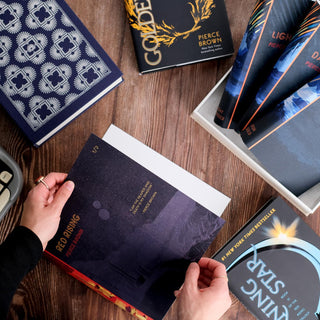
[1,0,319,319]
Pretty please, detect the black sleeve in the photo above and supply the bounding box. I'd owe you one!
[0,226,43,319]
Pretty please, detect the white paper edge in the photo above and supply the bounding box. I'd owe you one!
[102,124,230,217]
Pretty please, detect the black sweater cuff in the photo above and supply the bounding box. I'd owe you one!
[0,226,43,318]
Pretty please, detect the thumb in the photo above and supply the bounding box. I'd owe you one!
[51,180,75,212]
[183,262,200,294]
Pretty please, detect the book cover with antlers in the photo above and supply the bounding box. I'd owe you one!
[125,0,233,73]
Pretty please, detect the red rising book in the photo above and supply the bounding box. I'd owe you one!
[45,125,230,320]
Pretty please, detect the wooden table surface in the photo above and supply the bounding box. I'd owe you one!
[0,0,318,319]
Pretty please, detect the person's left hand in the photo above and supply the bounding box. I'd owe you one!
[20,172,74,250]
[174,257,231,320]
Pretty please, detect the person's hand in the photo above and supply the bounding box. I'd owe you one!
[20,172,75,251]
[174,257,231,320]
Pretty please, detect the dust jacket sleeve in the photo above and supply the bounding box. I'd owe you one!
[125,0,234,73]
[0,0,123,147]
[240,74,320,196]
[239,2,320,130]
[45,132,226,320]
[241,74,320,149]
[214,197,320,320]
[214,0,313,130]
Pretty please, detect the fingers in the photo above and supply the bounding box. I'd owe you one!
[174,289,181,298]
[50,180,75,213]
[33,173,69,205]
[198,272,212,288]
[198,258,227,278]
[198,258,229,289]
[183,262,200,294]
[39,173,68,189]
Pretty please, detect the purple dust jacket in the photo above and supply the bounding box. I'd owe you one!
[46,134,225,320]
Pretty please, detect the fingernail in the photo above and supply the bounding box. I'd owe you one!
[174,290,181,298]
[65,181,75,191]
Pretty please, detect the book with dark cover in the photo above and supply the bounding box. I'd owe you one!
[124,0,234,73]
[214,197,320,320]
[0,0,123,147]
[45,126,229,320]
[214,0,313,130]
[240,2,320,130]
[241,74,320,148]
[240,75,320,196]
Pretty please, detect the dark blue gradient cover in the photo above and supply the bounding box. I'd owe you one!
[240,3,320,130]
[241,74,320,196]
[214,0,312,129]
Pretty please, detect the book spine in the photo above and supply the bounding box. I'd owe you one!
[214,0,313,130]
[240,2,320,130]
[44,251,153,320]
[124,0,162,72]
[240,74,320,149]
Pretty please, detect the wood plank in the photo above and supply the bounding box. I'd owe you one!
[0,0,317,319]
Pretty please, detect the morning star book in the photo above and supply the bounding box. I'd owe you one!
[124,0,234,73]
[214,197,320,320]
[214,0,313,130]
[45,125,230,320]
[0,0,123,147]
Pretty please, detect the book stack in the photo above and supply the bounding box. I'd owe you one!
[191,0,320,215]
[213,0,320,197]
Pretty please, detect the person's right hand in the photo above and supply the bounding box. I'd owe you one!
[20,172,75,250]
[174,257,231,320]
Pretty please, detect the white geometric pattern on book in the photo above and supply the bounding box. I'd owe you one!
[0,0,112,131]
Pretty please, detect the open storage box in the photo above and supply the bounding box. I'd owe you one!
[191,71,320,216]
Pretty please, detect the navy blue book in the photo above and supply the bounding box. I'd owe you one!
[214,197,320,320]
[0,0,123,147]
[45,125,229,320]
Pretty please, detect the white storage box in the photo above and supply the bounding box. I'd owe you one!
[191,71,320,216]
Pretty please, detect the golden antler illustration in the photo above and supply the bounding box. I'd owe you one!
[125,0,216,47]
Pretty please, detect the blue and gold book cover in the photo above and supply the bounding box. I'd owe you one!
[241,74,320,149]
[214,0,313,129]
[240,2,320,130]
[240,74,320,196]
[46,134,225,320]
[0,0,123,147]
[214,197,320,320]
[125,0,234,73]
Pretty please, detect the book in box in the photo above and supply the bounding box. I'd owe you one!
[241,74,320,196]
[214,0,313,130]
